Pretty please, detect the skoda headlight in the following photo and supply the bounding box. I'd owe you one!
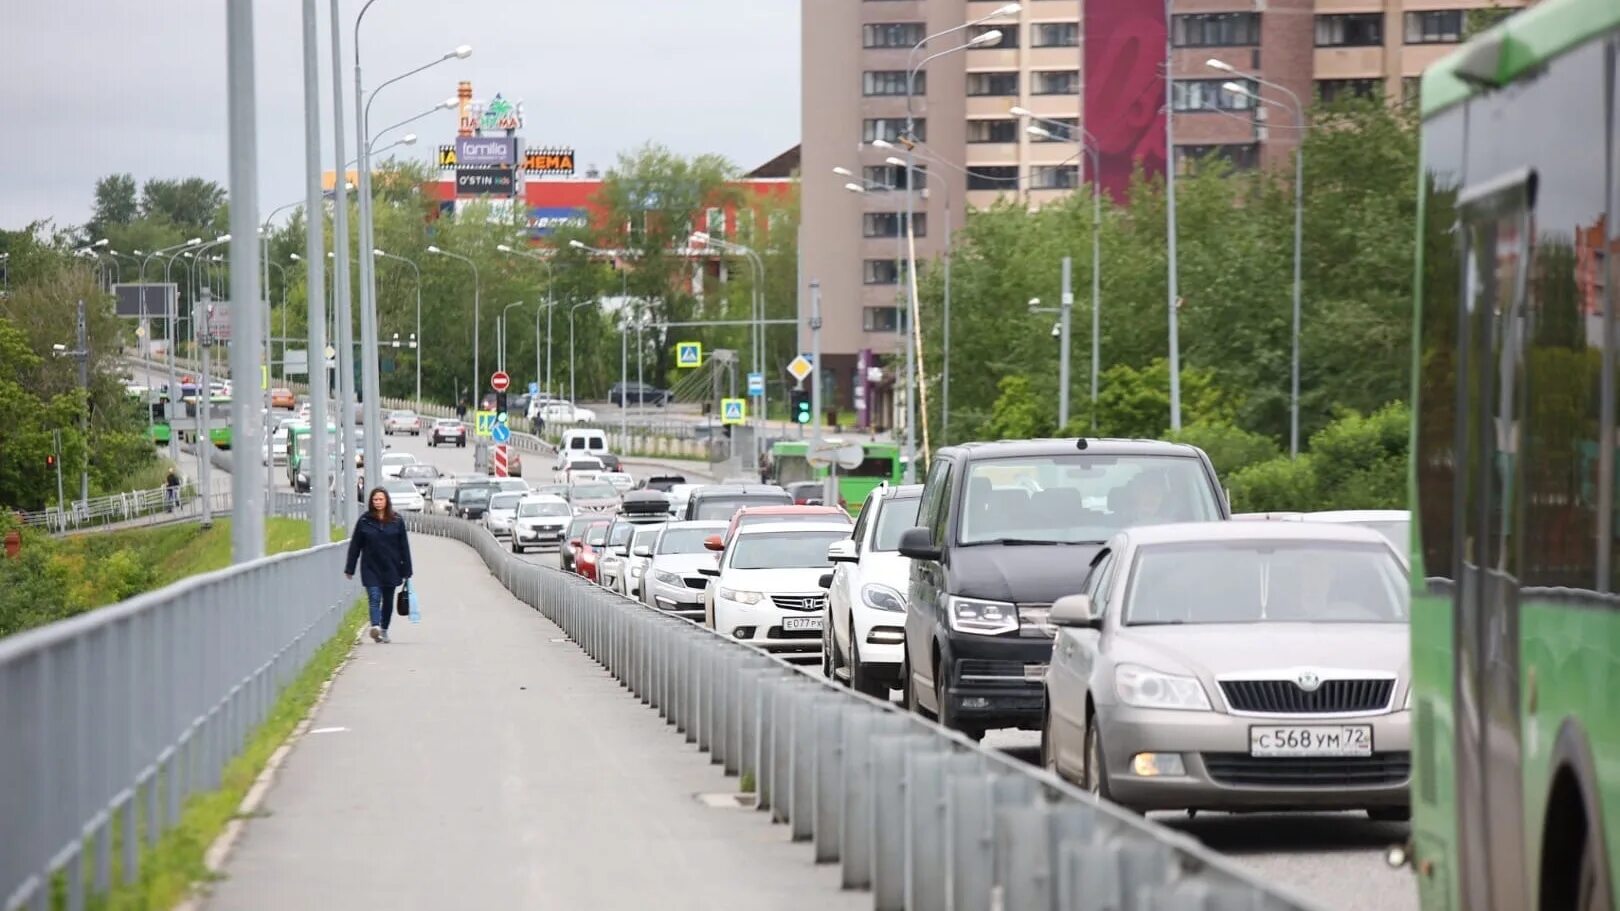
[1114,664,1211,712]
[655,570,685,588]
[861,583,906,613]
[718,587,763,605]
[946,596,1018,635]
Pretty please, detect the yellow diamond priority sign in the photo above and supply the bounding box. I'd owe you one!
[786,354,813,383]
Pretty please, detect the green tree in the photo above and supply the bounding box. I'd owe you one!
[139,177,227,233]
[88,173,139,240]
[982,376,1053,441]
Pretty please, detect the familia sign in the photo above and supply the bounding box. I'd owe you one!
[459,93,524,133]
[456,135,517,167]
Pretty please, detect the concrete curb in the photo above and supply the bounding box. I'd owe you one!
[173,620,370,911]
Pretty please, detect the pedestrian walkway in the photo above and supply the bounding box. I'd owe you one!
[202,534,864,911]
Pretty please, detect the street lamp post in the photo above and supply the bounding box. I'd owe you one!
[1165,0,1183,431]
[374,249,423,405]
[300,0,332,543]
[326,0,359,527]
[690,231,766,468]
[1212,61,1306,457]
[570,241,632,441]
[427,246,481,405]
[500,300,526,375]
[496,243,556,398]
[567,300,595,408]
[897,6,1017,481]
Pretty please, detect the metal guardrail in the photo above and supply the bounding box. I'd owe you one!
[404,512,1319,911]
[0,543,356,911]
[11,483,237,536]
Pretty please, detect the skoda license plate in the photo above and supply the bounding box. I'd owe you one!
[781,617,822,632]
[1249,725,1372,757]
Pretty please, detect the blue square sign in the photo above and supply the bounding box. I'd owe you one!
[747,372,764,396]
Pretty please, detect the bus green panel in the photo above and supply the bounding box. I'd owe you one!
[1410,589,1460,911]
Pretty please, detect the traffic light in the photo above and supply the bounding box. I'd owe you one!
[45,454,56,469]
[790,389,812,425]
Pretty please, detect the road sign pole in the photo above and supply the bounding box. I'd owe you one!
[810,280,822,449]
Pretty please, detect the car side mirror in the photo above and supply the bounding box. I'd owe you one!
[897,527,941,561]
[697,565,720,578]
[568,537,582,549]
[703,534,725,552]
[1050,594,1101,629]
[827,539,858,563]
[817,572,835,589]
[633,544,652,557]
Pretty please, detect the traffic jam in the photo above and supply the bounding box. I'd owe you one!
[440,430,1410,822]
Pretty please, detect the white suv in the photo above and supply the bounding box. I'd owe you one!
[699,522,850,663]
[823,485,923,696]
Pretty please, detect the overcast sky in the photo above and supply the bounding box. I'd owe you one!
[0,0,800,231]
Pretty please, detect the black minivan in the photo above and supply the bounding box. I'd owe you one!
[897,438,1229,739]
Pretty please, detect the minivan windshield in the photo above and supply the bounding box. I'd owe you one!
[729,531,850,570]
[873,495,923,551]
[490,492,523,510]
[571,482,617,500]
[693,494,791,520]
[1125,542,1407,625]
[959,455,1220,545]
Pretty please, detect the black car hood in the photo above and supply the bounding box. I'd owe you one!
[944,542,1101,604]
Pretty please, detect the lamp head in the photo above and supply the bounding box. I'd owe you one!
[871,138,895,150]
[884,156,906,168]
[92,238,109,248]
[568,240,587,250]
[216,234,231,243]
[439,97,458,109]
[967,29,1002,46]
[496,244,513,253]
[1206,58,1236,73]
[1027,125,1053,138]
[372,248,386,257]
[832,166,854,177]
[184,237,202,247]
[452,45,473,59]
[1221,80,1252,97]
[426,245,443,254]
[991,2,1021,16]
[843,183,866,194]
[691,231,711,243]
[401,133,418,146]
[1009,105,1032,118]
[289,253,302,261]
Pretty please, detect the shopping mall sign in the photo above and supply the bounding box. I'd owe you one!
[527,207,589,237]
[460,93,524,133]
[522,148,576,175]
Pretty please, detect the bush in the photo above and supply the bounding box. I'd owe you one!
[1168,421,1281,478]
[1227,455,1319,513]
[1223,403,1409,513]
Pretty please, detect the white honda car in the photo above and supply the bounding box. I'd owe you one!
[823,484,923,697]
[699,522,850,663]
[378,451,416,480]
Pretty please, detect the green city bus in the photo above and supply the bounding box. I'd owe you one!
[178,395,234,449]
[286,422,339,492]
[769,440,904,510]
[1412,3,1618,907]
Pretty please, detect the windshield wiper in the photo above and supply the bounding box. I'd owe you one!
[971,538,1105,546]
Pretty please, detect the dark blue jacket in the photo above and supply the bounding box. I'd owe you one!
[345,514,413,589]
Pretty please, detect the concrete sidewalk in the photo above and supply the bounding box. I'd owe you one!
[202,534,863,911]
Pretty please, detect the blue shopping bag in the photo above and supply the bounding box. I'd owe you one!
[407,579,421,624]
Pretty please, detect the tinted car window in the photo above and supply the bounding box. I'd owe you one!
[730,531,850,570]
[959,455,1219,545]
[458,488,492,504]
[586,525,610,546]
[519,500,571,517]
[872,495,923,551]
[1125,542,1407,625]
[490,493,523,509]
[694,494,791,520]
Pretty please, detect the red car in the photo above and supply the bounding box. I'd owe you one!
[572,520,614,582]
[704,504,853,552]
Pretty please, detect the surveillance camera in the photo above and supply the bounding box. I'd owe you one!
[1051,322,1061,338]
[52,343,66,352]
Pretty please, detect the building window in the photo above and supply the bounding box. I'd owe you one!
[1404,10,1463,44]
[863,118,923,143]
[864,70,924,96]
[1030,165,1081,189]
[863,306,904,332]
[1172,12,1260,47]
[1316,78,1382,102]
[1031,22,1079,47]
[863,23,924,48]
[966,119,1019,143]
[966,71,1019,96]
[863,212,926,238]
[1316,13,1384,47]
[1032,70,1080,95]
[1172,78,1256,112]
[705,207,725,240]
[1174,143,1260,174]
[967,24,1017,47]
[1028,117,1079,141]
[864,164,927,190]
[863,259,905,285]
[966,166,1019,190]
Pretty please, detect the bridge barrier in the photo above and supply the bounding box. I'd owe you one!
[404,512,1322,911]
[0,542,355,911]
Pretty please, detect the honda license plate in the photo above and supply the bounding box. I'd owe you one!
[1249,725,1373,758]
[781,617,822,632]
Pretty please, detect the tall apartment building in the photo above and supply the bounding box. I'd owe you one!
[800,0,1523,425]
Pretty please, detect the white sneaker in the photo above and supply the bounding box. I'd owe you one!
[380,629,391,644]
[369,625,382,642]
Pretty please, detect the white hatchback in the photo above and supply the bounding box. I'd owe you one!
[824,484,923,697]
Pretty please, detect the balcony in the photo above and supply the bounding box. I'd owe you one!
[1313,46,1385,79]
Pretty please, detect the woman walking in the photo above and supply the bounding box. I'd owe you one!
[345,486,414,643]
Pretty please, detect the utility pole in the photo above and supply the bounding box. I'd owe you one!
[1164,0,1183,431]
[810,280,823,449]
[1058,257,1073,429]
[196,298,214,530]
[942,203,952,446]
[302,0,330,544]
[74,300,90,503]
[52,430,65,513]
[328,0,358,528]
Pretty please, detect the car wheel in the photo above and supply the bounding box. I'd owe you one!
[1082,718,1116,803]
[821,626,836,679]
[850,637,889,699]
[936,669,983,740]
[902,655,934,720]
[1366,807,1411,823]
[512,542,523,554]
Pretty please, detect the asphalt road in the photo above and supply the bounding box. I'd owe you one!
[130,365,1418,911]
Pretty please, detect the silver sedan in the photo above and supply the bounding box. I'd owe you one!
[1040,521,1411,820]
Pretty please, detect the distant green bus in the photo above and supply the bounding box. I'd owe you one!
[769,440,903,510]
[1411,3,1619,907]
[177,395,234,449]
[287,423,339,492]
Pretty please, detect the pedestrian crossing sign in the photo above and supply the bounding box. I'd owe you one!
[676,341,703,368]
[475,410,497,437]
[720,398,746,425]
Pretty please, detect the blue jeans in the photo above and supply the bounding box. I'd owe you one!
[366,585,397,629]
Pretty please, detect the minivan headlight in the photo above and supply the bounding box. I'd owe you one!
[1114,664,1211,712]
[946,596,1018,635]
[861,584,906,613]
[718,587,763,605]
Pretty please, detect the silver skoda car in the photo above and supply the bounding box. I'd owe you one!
[1040,521,1411,819]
